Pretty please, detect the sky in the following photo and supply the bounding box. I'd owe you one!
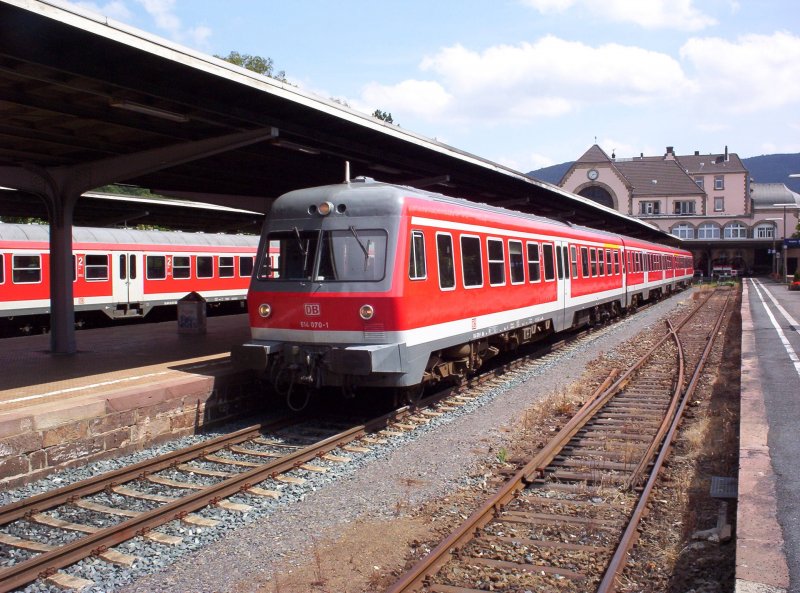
[68,0,800,173]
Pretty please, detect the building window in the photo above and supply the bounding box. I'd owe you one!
[697,223,721,239]
[694,176,704,189]
[714,175,724,190]
[673,201,696,215]
[714,197,724,212]
[755,224,775,239]
[672,223,695,239]
[408,230,427,280]
[724,222,747,239]
[640,201,660,215]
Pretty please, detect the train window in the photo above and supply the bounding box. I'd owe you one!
[12,254,41,284]
[614,250,620,275]
[196,256,214,278]
[146,255,166,280]
[635,252,641,273]
[562,247,569,280]
[590,249,598,276]
[173,256,191,279]
[119,254,126,280]
[85,254,109,281]
[542,243,555,281]
[570,246,578,278]
[72,255,77,282]
[317,229,387,281]
[436,233,456,290]
[259,231,318,280]
[461,235,483,288]
[129,255,137,280]
[0,254,4,284]
[555,246,564,280]
[605,250,612,276]
[487,238,505,286]
[509,240,524,284]
[526,242,541,282]
[239,256,254,277]
[409,230,427,280]
[581,247,589,278]
[219,256,235,278]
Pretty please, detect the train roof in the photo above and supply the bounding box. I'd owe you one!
[281,178,628,239]
[0,223,259,247]
[279,179,690,255]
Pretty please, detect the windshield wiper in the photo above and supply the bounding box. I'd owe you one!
[293,226,308,257]
[349,226,370,264]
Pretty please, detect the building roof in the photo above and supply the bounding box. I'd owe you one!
[575,144,613,164]
[750,182,800,209]
[614,159,705,198]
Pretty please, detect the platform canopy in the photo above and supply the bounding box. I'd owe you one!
[0,0,670,239]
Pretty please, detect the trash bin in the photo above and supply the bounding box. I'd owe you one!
[177,291,207,334]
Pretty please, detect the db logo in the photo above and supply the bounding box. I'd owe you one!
[304,303,321,316]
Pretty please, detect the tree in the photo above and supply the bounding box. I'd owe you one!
[372,109,394,124]
[216,51,287,82]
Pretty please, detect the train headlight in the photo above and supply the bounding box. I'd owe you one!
[258,303,272,318]
[359,304,374,320]
[318,201,334,216]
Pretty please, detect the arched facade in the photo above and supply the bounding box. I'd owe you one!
[576,183,617,210]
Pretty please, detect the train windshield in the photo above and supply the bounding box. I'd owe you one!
[258,228,387,282]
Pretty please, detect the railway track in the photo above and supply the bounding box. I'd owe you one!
[0,399,477,592]
[386,287,732,593]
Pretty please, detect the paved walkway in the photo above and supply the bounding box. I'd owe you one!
[738,279,799,593]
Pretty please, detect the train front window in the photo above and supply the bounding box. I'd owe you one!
[260,228,387,282]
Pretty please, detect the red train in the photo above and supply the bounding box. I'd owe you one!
[233,179,693,402]
[0,223,259,333]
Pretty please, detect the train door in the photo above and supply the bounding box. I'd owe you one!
[112,252,144,310]
[554,241,569,331]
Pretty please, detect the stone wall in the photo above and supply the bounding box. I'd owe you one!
[0,370,260,489]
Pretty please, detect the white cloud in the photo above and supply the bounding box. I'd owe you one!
[360,80,453,118]
[135,0,211,47]
[364,37,691,123]
[522,0,716,31]
[680,31,800,114]
[71,0,132,20]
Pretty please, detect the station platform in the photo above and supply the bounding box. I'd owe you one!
[739,278,799,593]
[0,314,260,489]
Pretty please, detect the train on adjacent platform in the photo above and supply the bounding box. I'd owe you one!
[233,178,694,405]
[0,223,259,334]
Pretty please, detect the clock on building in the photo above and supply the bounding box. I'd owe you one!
[587,168,599,181]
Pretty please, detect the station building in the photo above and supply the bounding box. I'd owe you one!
[558,145,800,278]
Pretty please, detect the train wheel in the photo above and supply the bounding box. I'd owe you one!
[397,384,424,407]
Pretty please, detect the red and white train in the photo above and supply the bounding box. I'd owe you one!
[0,223,259,332]
[233,178,693,400]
